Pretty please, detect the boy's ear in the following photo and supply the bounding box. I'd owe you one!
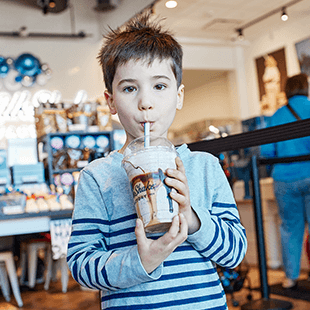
[104,90,117,115]
[176,84,184,110]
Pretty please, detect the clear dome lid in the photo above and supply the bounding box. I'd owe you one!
[123,135,176,159]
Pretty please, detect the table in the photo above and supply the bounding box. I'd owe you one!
[0,210,73,237]
[0,210,73,297]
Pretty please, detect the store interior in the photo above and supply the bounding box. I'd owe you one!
[1,0,310,309]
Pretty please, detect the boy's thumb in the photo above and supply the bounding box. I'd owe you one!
[135,218,147,244]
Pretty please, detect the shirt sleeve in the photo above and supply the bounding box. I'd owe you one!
[67,169,163,292]
[186,155,247,269]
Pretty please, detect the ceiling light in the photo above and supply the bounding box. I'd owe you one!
[236,1,303,38]
[37,0,49,14]
[43,5,48,14]
[281,7,288,21]
[49,0,56,9]
[19,27,29,37]
[209,125,219,134]
[237,28,244,41]
[165,1,177,9]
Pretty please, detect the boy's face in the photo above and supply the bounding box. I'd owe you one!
[105,58,184,149]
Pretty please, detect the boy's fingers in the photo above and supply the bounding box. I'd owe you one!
[159,215,179,246]
[135,218,147,247]
[166,168,185,182]
[160,215,187,247]
[175,156,185,171]
[166,158,188,186]
[175,156,185,173]
[178,213,188,238]
[165,175,187,195]
[168,215,180,238]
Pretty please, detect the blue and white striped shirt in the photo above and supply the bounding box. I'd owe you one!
[67,144,247,309]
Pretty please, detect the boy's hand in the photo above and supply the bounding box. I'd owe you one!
[135,214,187,274]
[165,157,201,235]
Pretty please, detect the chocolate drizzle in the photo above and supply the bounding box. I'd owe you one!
[123,159,145,173]
[158,168,173,213]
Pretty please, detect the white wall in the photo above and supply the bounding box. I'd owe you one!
[179,11,310,123]
[2,1,308,124]
[175,40,250,126]
[180,40,235,70]
[171,72,232,130]
[0,0,154,101]
[0,1,250,124]
[243,12,310,117]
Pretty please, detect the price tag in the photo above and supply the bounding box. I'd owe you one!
[3,205,24,214]
[50,219,72,260]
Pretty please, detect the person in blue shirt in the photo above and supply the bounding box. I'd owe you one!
[261,73,310,289]
[67,13,247,309]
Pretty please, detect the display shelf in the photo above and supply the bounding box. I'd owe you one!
[38,131,114,185]
[52,168,81,174]
[0,209,72,221]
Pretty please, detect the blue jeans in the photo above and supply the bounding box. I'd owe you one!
[274,177,310,280]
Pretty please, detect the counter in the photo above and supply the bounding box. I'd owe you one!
[234,179,309,270]
[0,210,72,237]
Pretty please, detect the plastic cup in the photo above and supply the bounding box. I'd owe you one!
[122,136,178,233]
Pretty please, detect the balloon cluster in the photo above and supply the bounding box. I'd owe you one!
[0,53,52,91]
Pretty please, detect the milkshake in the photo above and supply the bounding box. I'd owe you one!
[122,136,178,233]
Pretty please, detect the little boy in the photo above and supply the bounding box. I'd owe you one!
[67,13,247,310]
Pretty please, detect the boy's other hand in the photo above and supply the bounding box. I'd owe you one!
[165,157,201,235]
[135,214,187,274]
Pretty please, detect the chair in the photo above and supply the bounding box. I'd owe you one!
[0,261,10,302]
[19,239,52,289]
[45,256,69,293]
[19,239,69,293]
[0,251,23,307]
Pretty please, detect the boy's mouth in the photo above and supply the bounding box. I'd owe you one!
[141,122,153,129]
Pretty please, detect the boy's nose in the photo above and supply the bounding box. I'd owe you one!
[138,98,154,110]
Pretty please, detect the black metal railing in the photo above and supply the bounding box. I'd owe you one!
[188,118,310,310]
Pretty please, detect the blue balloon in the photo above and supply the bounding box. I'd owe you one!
[0,64,9,78]
[14,53,41,77]
[219,153,225,161]
[15,75,23,83]
[0,57,10,78]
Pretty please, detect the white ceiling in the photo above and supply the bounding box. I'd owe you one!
[152,0,310,42]
[2,0,310,93]
[4,0,309,42]
[151,0,310,92]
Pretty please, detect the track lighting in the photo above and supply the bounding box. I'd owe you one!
[0,30,90,39]
[19,27,29,37]
[237,28,244,41]
[38,0,56,14]
[281,7,288,21]
[49,0,56,9]
[165,1,177,9]
[235,0,302,39]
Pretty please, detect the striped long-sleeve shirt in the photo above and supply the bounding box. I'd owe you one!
[67,144,247,309]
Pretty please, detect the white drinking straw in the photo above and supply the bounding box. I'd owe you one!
[144,122,150,147]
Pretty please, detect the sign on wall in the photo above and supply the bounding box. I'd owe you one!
[255,48,288,116]
[295,37,310,78]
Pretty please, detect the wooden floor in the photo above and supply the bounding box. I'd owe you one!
[0,267,310,309]
[229,267,310,310]
[0,277,100,310]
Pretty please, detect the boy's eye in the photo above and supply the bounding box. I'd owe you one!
[123,86,136,93]
[154,84,166,91]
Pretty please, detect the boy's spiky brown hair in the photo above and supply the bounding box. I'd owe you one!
[97,13,183,93]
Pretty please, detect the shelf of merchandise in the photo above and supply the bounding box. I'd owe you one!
[38,131,114,186]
